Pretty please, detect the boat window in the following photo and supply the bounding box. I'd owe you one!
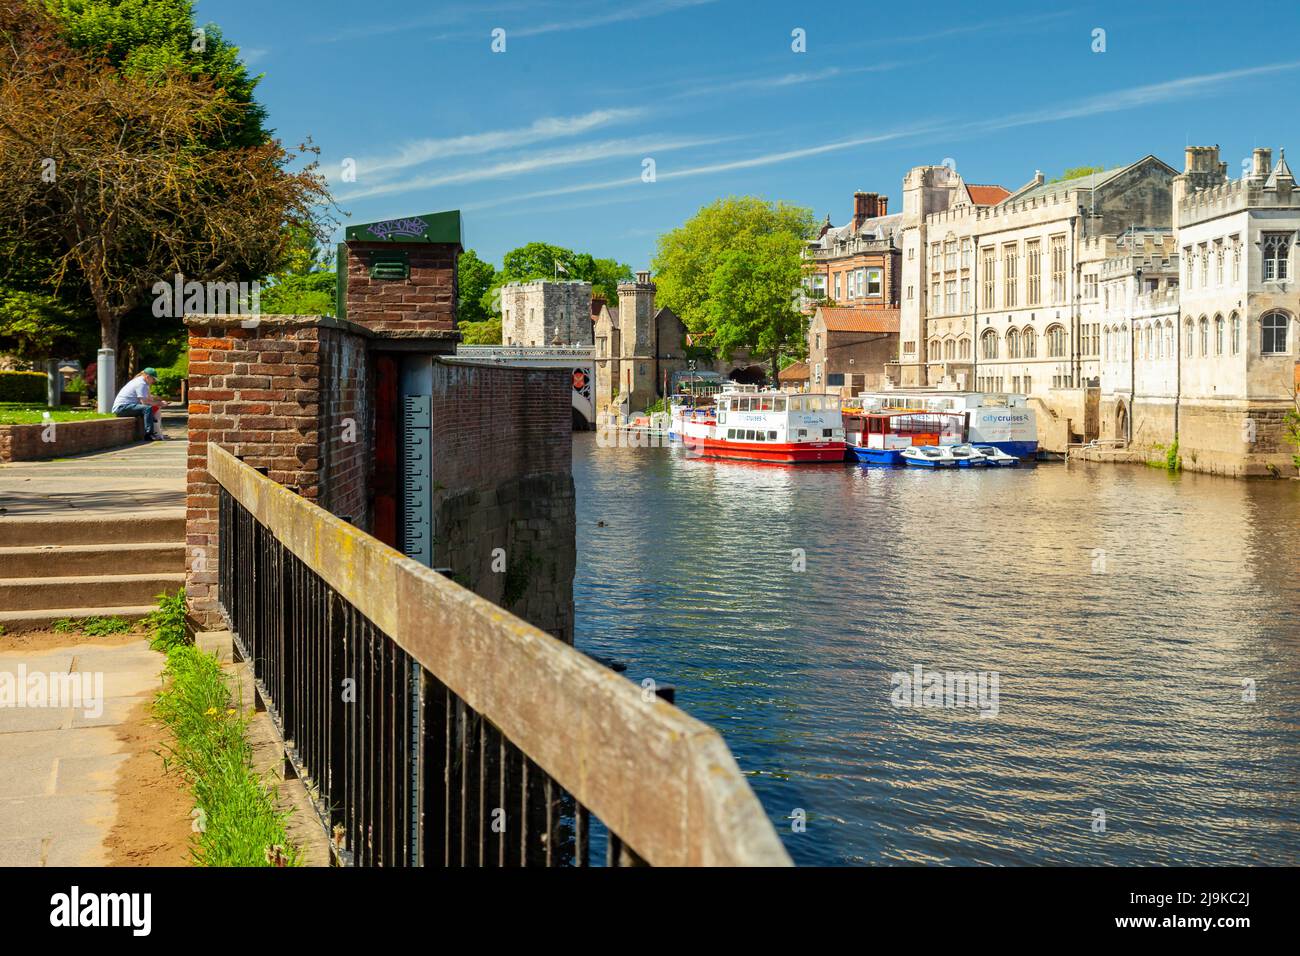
[798,429,807,438]
[774,398,786,412]
[745,429,755,440]
[768,430,777,440]
[757,397,771,411]
[727,428,735,439]
[823,428,832,438]
[790,396,802,412]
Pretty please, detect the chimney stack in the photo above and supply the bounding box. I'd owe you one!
[1252,147,1273,179]
[853,191,883,230]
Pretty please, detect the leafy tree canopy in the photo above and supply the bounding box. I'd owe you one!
[459,317,502,345]
[487,242,632,314]
[652,196,815,379]
[1050,165,1107,183]
[458,250,496,325]
[44,0,267,146]
[260,271,335,316]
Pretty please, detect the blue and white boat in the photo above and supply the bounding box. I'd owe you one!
[947,444,988,468]
[900,445,956,468]
[854,390,1039,460]
[843,408,966,466]
[971,444,1019,467]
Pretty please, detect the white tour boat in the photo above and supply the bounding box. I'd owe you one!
[676,385,846,464]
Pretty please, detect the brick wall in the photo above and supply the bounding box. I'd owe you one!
[184,316,372,624]
[428,360,576,642]
[344,241,459,335]
[317,327,371,525]
[0,416,141,462]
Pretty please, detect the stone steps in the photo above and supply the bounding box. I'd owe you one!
[0,572,186,612]
[0,510,185,631]
[0,542,184,577]
[0,510,185,547]
[0,604,159,631]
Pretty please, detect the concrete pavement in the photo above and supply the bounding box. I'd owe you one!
[0,639,166,866]
[0,408,186,865]
[0,409,185,516]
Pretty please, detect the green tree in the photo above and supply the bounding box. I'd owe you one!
[459,317,502,345]
[261,272,335,316]
[0,0,331,368]
[486,242,632,315]
[653,196,815,381]
[44,0,267,146]
[458,250,496,324]
[1049,165,1106,183]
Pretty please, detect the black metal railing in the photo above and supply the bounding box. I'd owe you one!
[218,484,646,867]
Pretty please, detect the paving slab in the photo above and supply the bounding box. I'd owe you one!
[0,638,167,866]
[0,409,186,517]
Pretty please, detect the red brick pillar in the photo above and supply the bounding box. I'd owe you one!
[184,317,331,626]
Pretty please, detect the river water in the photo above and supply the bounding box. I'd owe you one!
[571,433,1300,865]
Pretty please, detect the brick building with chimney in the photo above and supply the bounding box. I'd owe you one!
[803,190,902,310]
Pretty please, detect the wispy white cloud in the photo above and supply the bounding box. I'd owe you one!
[967,61,1300,134]
[240,47,269,66]
[337,133,735,202]
[459,126,931,211]
[668,62,909,100]
[310,0,715,45]
[345,109,646,180]
[505,0,718,39]
[456,61,1300,214]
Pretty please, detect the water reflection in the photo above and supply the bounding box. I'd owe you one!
[572,434,1300,865]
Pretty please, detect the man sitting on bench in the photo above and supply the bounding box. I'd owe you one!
[111,367,169,440]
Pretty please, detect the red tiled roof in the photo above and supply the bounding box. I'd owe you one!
[778,361,809,381]
[817,308,900,334]
[966,184,1011,206]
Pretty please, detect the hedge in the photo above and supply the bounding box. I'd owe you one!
[0,371,47,403]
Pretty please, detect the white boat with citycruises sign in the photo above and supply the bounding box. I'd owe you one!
[675,385,846,463]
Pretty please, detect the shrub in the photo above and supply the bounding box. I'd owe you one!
[146,589,190,651]
[0,371,47,403]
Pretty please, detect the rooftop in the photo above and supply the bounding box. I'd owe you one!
[816,307,901,334]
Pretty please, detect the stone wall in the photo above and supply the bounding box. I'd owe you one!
[501,281,594,347]
[1097,394,1298,477]
[427,360,575,643]
[0,416,141,462]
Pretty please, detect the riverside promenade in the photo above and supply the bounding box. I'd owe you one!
[0,411,186,866]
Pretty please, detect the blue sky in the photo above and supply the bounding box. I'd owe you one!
[202,0,1300,270]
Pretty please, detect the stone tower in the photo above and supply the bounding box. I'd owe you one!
[616,271,657,411]
[1171,146,1228,228]
[500,280,593,347]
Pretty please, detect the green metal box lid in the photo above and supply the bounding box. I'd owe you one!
[345,210,462,245]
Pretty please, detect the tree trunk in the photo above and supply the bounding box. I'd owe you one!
[771,353,780,390]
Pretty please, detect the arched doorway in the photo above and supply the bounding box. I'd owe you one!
[728,365,767,387]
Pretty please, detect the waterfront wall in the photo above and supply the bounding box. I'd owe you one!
[184,317,577,636]
[429,360,575,643]
[1096,393,1297,476]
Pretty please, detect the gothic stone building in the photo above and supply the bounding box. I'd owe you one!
[1091,145,1298,476]
[895,156,1177,451]
[592,271,689,419]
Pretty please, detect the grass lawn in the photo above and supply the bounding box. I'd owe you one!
[0,402,113,425]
